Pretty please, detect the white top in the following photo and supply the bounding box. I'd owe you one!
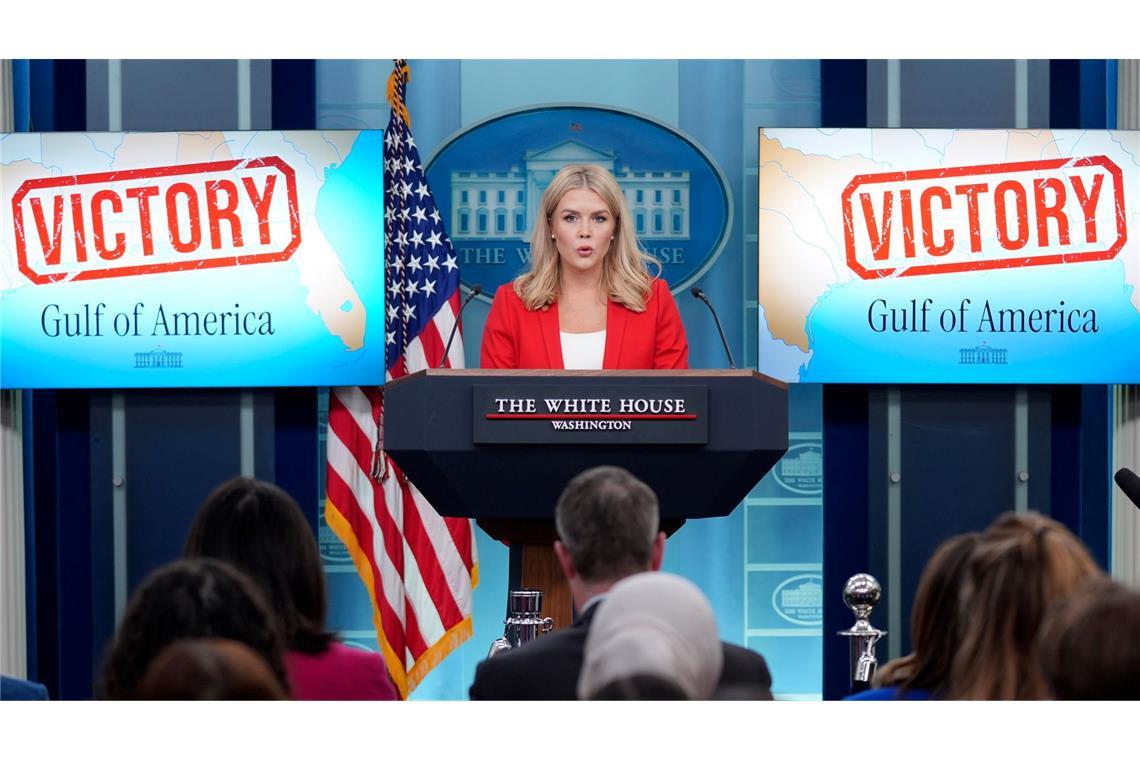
[560,330,606,370]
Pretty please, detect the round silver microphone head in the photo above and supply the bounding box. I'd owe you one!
[842,573,882,619]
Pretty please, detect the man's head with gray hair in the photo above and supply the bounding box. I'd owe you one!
[553,466,666,609]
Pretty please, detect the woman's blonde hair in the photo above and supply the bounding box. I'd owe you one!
[948,512,1102,700]
[513,164,660,312]
[874,532,980,696]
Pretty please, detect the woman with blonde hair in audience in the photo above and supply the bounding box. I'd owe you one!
[948,511,1102,700]
[846,532,979,700]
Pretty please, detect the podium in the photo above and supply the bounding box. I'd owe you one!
[384,369,788,629]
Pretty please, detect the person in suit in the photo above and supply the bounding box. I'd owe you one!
[469,466,772,700]
[480,164,688,370]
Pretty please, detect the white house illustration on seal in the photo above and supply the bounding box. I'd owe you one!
[449,139,690,241]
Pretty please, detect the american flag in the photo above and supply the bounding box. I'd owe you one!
[324,60,478,698]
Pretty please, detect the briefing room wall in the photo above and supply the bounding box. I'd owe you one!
[32,58,1103,701]
[14,58,1119,701]
[313,59,826,699]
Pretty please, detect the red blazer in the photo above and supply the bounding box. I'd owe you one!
[480,278,688,369]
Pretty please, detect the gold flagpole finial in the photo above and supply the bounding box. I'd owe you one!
[387,59,412,128]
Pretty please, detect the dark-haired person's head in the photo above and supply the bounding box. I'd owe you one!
[1038,578,1140,700]
[137,638,288,700]
[553,466,665,610]
[875,532,980,697]
[949,511,1102,700]
[97,558,288,699]
[184,476,333,654]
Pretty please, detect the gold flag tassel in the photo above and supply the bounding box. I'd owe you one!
[376,57,410,486]
[386,59,412,127]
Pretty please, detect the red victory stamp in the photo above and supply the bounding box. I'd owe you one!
[10,156,301,285]
[841,156,1127,279]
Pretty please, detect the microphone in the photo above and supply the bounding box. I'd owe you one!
[439,284,482,368]
[1114,467,1140,511]
[690,287,736,369]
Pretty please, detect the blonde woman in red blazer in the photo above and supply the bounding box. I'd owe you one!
[480,164,689,370]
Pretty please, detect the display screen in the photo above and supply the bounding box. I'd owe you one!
[1,130,384,388]
[757,128,1139,383]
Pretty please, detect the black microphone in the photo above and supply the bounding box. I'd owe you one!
[690,287,736,369]
[439,284,482,368]
[1114,467,1140,511]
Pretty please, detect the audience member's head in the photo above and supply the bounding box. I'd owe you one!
[97,558,289,699]
[875,532,980,697]
[554,466,665,607]
[137,638,288,700]
[184,476,334,654]
[949,511,1102,700]
[1038,578,1140,700]
[577,572,723,700]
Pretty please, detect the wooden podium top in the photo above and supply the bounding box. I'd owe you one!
[387,367,788,388]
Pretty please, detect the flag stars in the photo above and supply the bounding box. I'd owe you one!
[381,115,462,377]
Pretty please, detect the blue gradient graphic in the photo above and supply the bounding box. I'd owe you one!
[1,130,385,388]
[800,260,1140,383]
